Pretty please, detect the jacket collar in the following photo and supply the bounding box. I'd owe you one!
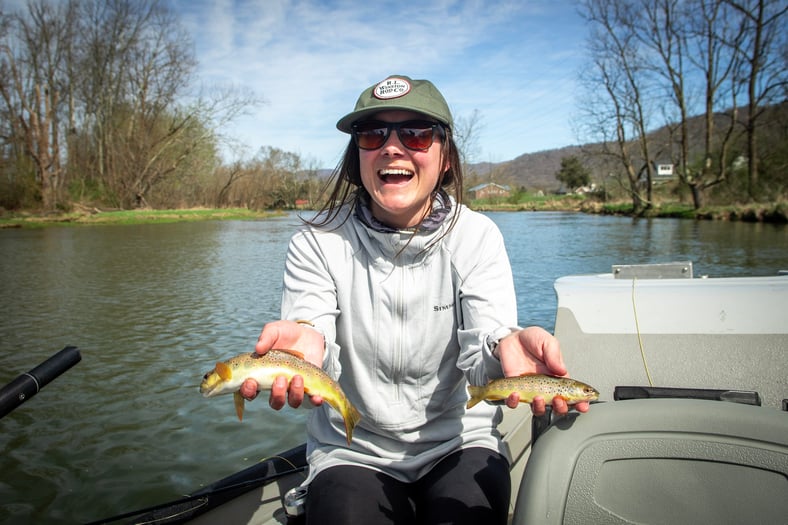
[354,190,453,234]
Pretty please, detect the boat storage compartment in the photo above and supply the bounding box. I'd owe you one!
[512,398,788,525]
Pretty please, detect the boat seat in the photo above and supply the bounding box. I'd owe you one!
[511,398,788,525]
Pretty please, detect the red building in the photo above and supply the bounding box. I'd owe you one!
[468,182,511,200]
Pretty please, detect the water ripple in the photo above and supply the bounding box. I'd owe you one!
[1,213,785,523]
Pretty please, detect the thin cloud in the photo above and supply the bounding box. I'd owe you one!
[171,0,588,165]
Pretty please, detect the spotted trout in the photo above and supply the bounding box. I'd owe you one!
[466,374,599,409]
[200,349,361,445]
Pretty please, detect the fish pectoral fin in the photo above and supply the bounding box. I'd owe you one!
[216,362,233,381]
[233,391,245,421]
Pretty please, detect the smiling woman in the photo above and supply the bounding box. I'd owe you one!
[236,74,589,525]
[315,75,463,235]
[354,110,448,229]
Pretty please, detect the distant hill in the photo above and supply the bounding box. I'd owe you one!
[319,101,784,193]
[479,145,586,191]
[467,105,763,192]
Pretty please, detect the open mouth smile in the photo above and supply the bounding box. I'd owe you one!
[378,168,414,184]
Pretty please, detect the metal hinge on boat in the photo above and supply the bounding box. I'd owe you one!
[613,261,693,279]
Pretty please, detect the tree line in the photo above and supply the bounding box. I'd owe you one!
[0,0,323,212]
[574,0,786,214]
[1,0,785,214]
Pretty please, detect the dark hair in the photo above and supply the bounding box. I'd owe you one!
[305,124,464,235]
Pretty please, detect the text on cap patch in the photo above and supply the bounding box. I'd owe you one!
[373,78,411,100]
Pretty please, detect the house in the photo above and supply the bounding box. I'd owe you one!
[468,182,511,200]
[654,162,675,179]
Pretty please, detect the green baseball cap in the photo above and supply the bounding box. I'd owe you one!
[336,75,453,133]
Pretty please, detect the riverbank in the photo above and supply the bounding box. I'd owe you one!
[472,197,788,223]
[2,199,786,228]
[0,207,285,228]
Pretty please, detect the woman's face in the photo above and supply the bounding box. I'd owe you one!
[357,110,446,229]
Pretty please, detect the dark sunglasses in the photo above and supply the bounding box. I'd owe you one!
[351,120,444,151]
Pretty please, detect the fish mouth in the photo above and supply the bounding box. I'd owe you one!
[199,380,220,397]
[378,168,414,184]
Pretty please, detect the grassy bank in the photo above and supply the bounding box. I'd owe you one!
[472,194,788,223]
[3,198,786,229]
[580,200,788,222]
[0,207,285,229]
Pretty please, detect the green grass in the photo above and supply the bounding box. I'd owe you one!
[470,193,585,211]
[0,207,285,229]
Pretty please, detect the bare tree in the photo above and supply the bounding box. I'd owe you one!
[578,0,656,214]
[725,0,787,198]
[576,0,786,210]
[73,0,199,207]
[453,108,484,169]
[637,0,744,208]
[0,0,77,209]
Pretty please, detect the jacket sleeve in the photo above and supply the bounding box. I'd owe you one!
[280,227,342,379]
[453,214,520,386]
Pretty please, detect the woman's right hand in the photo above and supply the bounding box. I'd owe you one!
[238,320,325,410]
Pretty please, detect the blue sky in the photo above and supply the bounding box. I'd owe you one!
[170,0,589,168]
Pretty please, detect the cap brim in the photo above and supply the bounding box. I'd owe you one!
[336,107,451,133]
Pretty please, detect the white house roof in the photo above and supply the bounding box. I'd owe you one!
[468,182,511,191]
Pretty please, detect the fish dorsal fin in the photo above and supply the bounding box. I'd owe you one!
[215,362,233,381]
[274,348,306,360]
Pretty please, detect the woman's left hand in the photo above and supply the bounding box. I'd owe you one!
[495,326,590,416]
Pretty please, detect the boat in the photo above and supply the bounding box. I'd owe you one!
[89,262,788,524]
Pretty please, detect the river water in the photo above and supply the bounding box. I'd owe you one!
[0,212,786,523]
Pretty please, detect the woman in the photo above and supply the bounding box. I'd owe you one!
[240,75,590,524]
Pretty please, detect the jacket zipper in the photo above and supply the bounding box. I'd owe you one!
[392,265,405,400]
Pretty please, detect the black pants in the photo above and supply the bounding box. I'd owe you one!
[304,447,511,525]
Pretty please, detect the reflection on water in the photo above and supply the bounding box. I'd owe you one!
[0,212,785,523]
[489,212,788,329]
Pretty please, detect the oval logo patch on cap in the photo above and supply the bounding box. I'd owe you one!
[373,78,411,100]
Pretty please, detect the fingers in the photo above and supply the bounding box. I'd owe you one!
[535,331,567,377]
[527,396,588,416]
[500,327,568,378]
[552,397,569,415]
[254,320,325,368]
[309,394,324,406]
[255,321,283,355]
[240,378,259,400]
[286,375,305,409]
[269,375,288,410]
[506,392,520,409]
[240,375,306,410]
[531,396,546,416]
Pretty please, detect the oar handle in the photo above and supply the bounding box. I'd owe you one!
[0,345,82,419]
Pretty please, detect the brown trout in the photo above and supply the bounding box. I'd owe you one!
[200,349,361,445]
[466,374,599,409]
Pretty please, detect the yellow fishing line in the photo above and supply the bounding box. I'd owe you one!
[258,455,308,480]
[631,278,654,387]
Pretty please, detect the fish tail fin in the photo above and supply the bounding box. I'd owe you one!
[342,403,362,445]
[233,391,245,421]
[466,385,484,409]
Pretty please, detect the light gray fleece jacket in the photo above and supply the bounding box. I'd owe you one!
[281,198,519,484]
